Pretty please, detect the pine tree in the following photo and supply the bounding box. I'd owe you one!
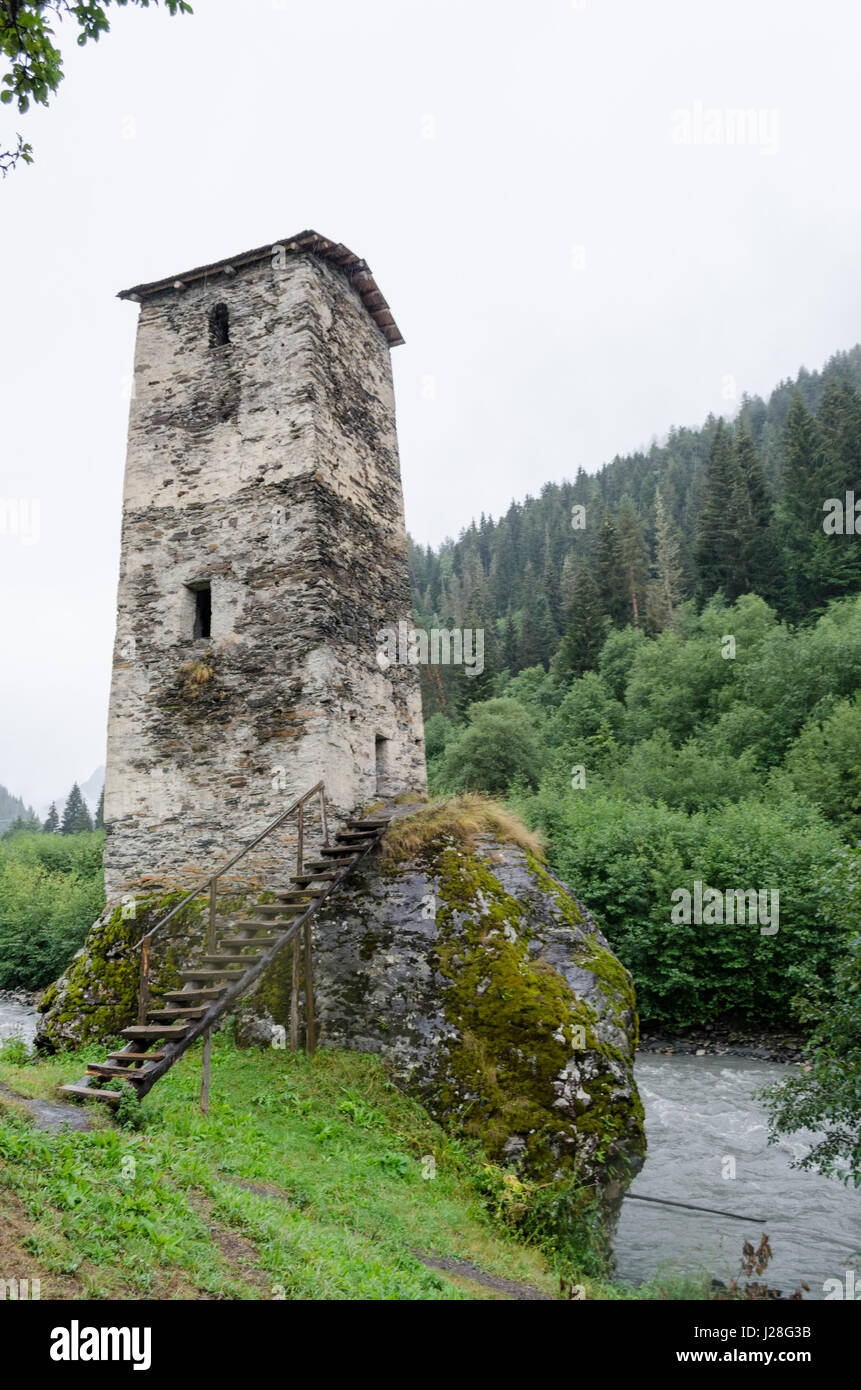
[647,488,685,631]
[555,561,606,679]
[42,802,59,833]
[694,421,746,605]
[616,497,650,626]
[94,787,105,831]
[60,784,93,835]
[502,606,518,673]
[560,551,578,619]
[517,567,547,669]
[773,394,825,619]
[734,421,773,597]
[595,508,628,626]
[814,380,861,599]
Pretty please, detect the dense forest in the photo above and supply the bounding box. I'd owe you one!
[409,346,861,713]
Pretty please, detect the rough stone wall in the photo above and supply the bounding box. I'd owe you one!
[104,248,425,900]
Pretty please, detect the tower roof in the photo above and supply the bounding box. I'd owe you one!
[117,229,404,346]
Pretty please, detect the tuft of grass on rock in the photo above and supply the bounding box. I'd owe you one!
[381,794,544,867]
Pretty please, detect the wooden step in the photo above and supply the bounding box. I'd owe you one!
[304,857,352,871]
[347,818,390,830]
[335,830,379,841]
[319,845,359,857]
[59,1083,124,1104]
[163,988,224,1003]
[219,936,277,949]
[181,968,244,982]
[121,1025,191,1041]
[272,892,313,903]
[225,917,297,930]
[293,872,336,885]
[254,903,305,914]
[106,1050,166,1064]
[147,1005,208,1020]
[87,1063,154,1079]
[201,953,262,966]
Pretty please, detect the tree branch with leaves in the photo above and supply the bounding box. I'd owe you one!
[0,0,192,174]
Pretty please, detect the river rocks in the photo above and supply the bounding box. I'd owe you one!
[237,799,646,1194]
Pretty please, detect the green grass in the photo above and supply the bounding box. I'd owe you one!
[0,1035,710,1300]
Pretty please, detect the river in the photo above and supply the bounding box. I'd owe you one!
[616,1054,860,1299]
[0,995,38,1048]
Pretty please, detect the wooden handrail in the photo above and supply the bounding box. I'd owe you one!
[132,781,328,1029]
[130,781,325,953]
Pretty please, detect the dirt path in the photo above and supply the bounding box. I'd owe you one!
[415,1252,555,1300]
[0,1081,95,1132]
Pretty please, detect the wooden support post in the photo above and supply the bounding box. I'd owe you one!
[290,939,300,1051]
[304,920,316,1055]
[296,802,304,877]
[319,787,329,846]
[201,876,217,1114]
[200,1030,211,1115]
[138,937,151,1026]
[207,878,218,952]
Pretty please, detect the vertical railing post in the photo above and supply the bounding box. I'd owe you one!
[207,878,218,954]
[290,940,300,1052]
[304,921,316,1055]
[319,787,329,846]
[138,936,151,1026]
[201,878,218,1115]
[296,802,304,878]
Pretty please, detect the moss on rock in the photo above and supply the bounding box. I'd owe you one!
[35,889,213,1050]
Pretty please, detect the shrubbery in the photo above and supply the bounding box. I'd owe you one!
[427,593,861,1029]
[0,831,105,989]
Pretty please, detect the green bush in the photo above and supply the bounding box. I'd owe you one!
[439,698,543,794]
[0,832,105,989]
[512,785,845,1028]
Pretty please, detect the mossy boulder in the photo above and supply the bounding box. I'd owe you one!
[237,800,646,1196]
[35,888,217,1050]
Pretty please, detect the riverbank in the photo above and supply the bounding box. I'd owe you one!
[639,1027,807,1064]
[0,987,39,1008]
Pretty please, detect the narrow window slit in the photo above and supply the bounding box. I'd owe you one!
[193,585,211,640]
[209,303,230,348]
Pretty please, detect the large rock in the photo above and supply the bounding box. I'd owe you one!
[238,801,646,1195]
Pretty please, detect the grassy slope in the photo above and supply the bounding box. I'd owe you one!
[0,1036,709,1301]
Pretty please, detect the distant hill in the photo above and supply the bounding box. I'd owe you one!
[0,784,36,830]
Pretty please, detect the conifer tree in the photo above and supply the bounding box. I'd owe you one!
[555,561,606,679]
[616,497,650,626]
[733,420,774,596]
[647,489,685,631]
[60,784,93,835]
[595,508,629,627]
[42,802,59,833]
[94,787,105,831]
[694,421,746,604]
[772,394,824,619]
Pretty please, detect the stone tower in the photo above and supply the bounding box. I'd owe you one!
[103,230,426,899]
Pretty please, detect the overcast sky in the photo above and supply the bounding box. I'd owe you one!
[3,0,861,810]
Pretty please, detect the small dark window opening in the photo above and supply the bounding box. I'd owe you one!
[192,585,211,640]
[209,302,230,348]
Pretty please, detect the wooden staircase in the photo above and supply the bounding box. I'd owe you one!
[60,788,390,1107]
